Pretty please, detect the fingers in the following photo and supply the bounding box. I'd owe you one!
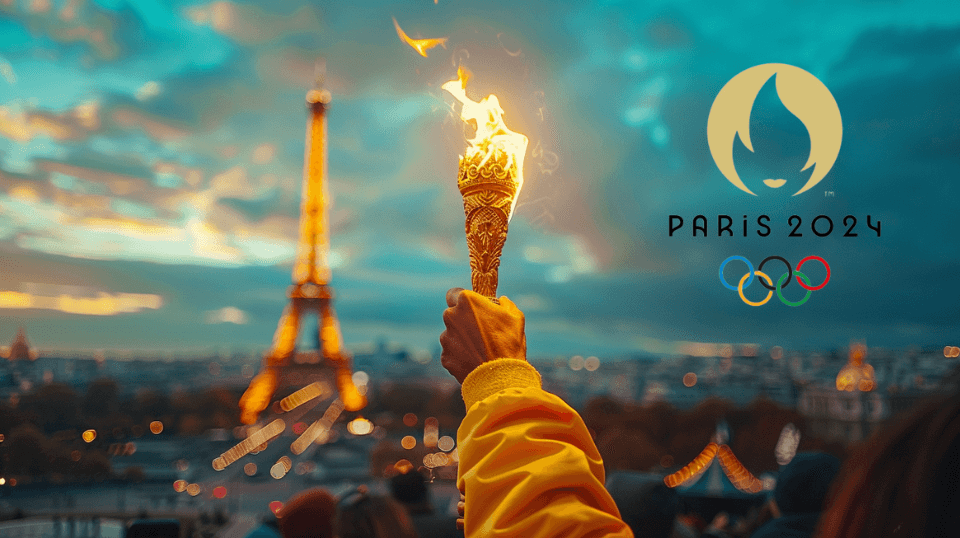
[442,307,454,329]
[446,287,465,308]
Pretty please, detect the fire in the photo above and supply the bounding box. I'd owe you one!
[392,17,447,57]
[442,67,529,220]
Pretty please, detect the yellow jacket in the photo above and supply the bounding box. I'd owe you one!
[457,359,635,538]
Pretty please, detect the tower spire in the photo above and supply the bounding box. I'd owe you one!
[239,62,366,425]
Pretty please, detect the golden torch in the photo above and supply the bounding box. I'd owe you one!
[442,68,529,300]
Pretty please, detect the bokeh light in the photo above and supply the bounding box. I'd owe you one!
[438,436,455,452]
[270,456,292,479]
[683,372,697,387]
[213,486,227,499]
[401,435,416,449]
[186,483,201,496]
[82,429,96,443]
[173,480,187,492]
[244,462,257,476]
[353,371,369,386]
[403,413,418,427]
[569,355,585,371]
[584,356,600,372]
[347,417,374,436]
[149,421,163,434]
[269,501,283,515]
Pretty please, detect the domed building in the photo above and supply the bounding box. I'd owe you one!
[8,326,34,362]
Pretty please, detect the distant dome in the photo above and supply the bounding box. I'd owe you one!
[8,326,33,361]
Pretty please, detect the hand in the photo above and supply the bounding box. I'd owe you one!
[440,287,526,384]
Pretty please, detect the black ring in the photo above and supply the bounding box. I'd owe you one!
[758,256,792,290]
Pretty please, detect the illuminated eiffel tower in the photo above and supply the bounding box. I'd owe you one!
[239,71,366,425]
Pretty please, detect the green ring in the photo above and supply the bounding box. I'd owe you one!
[777,271,812,307]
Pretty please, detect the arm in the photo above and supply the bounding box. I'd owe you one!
[441,289,633,538]
[457,359,633,538]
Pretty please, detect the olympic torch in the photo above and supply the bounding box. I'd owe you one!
[442,68,529,532]
[442,68,529,301]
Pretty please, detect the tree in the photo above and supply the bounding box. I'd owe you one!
[20,384,80,431]
[83,378,119,418]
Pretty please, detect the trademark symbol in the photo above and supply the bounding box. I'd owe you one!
[824,191,835,197]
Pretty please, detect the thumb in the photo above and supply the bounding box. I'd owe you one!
[446,287,465,308]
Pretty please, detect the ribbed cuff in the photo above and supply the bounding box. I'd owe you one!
[461,359,542,410]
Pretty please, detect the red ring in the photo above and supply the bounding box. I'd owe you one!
[796,256,830,290]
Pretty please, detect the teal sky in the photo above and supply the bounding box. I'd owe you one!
[0,0,958,358]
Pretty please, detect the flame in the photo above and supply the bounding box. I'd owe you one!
[392,17,447,57]
[442,67,529,219]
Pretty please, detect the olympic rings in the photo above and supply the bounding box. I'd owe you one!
[796,256,830,290]
[738,271,773,306]
[719,256,754,290]
[720,256,830,306]
[758,256,792,290]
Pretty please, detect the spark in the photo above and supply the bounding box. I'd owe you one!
[392,17,448,57]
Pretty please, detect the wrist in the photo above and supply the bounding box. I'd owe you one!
[461,359,541,410]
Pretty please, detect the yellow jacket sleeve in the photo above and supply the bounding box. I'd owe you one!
[457,359,634,538]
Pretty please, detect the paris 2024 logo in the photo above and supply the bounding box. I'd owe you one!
[707,63,842,197]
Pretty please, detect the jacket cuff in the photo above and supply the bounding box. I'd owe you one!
[461,359,542,410]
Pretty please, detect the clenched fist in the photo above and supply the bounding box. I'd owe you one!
[440,288,527,384]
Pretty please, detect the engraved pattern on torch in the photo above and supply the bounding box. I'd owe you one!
[458,149,520,299]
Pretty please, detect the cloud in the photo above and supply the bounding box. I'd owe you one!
[184,1,322,45]
[0,282,162,316]
[0,0,122,60]
[0,100,100,143]
[205,306,249,325]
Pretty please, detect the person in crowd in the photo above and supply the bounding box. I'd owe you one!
[337,485,419,538]
[605,472,681,538]
[276,488,337,538]
[748,452,840,538]
[440,287,633,537]
[389,469,463,538]
[815,392,960,538]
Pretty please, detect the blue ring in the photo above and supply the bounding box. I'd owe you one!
[720,256,754,291]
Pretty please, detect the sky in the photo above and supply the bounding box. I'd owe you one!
[0,0,957,359]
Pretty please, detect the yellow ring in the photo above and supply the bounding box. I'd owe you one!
[738,270,773,306]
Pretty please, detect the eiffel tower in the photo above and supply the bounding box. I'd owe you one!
[239,70,366,425]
